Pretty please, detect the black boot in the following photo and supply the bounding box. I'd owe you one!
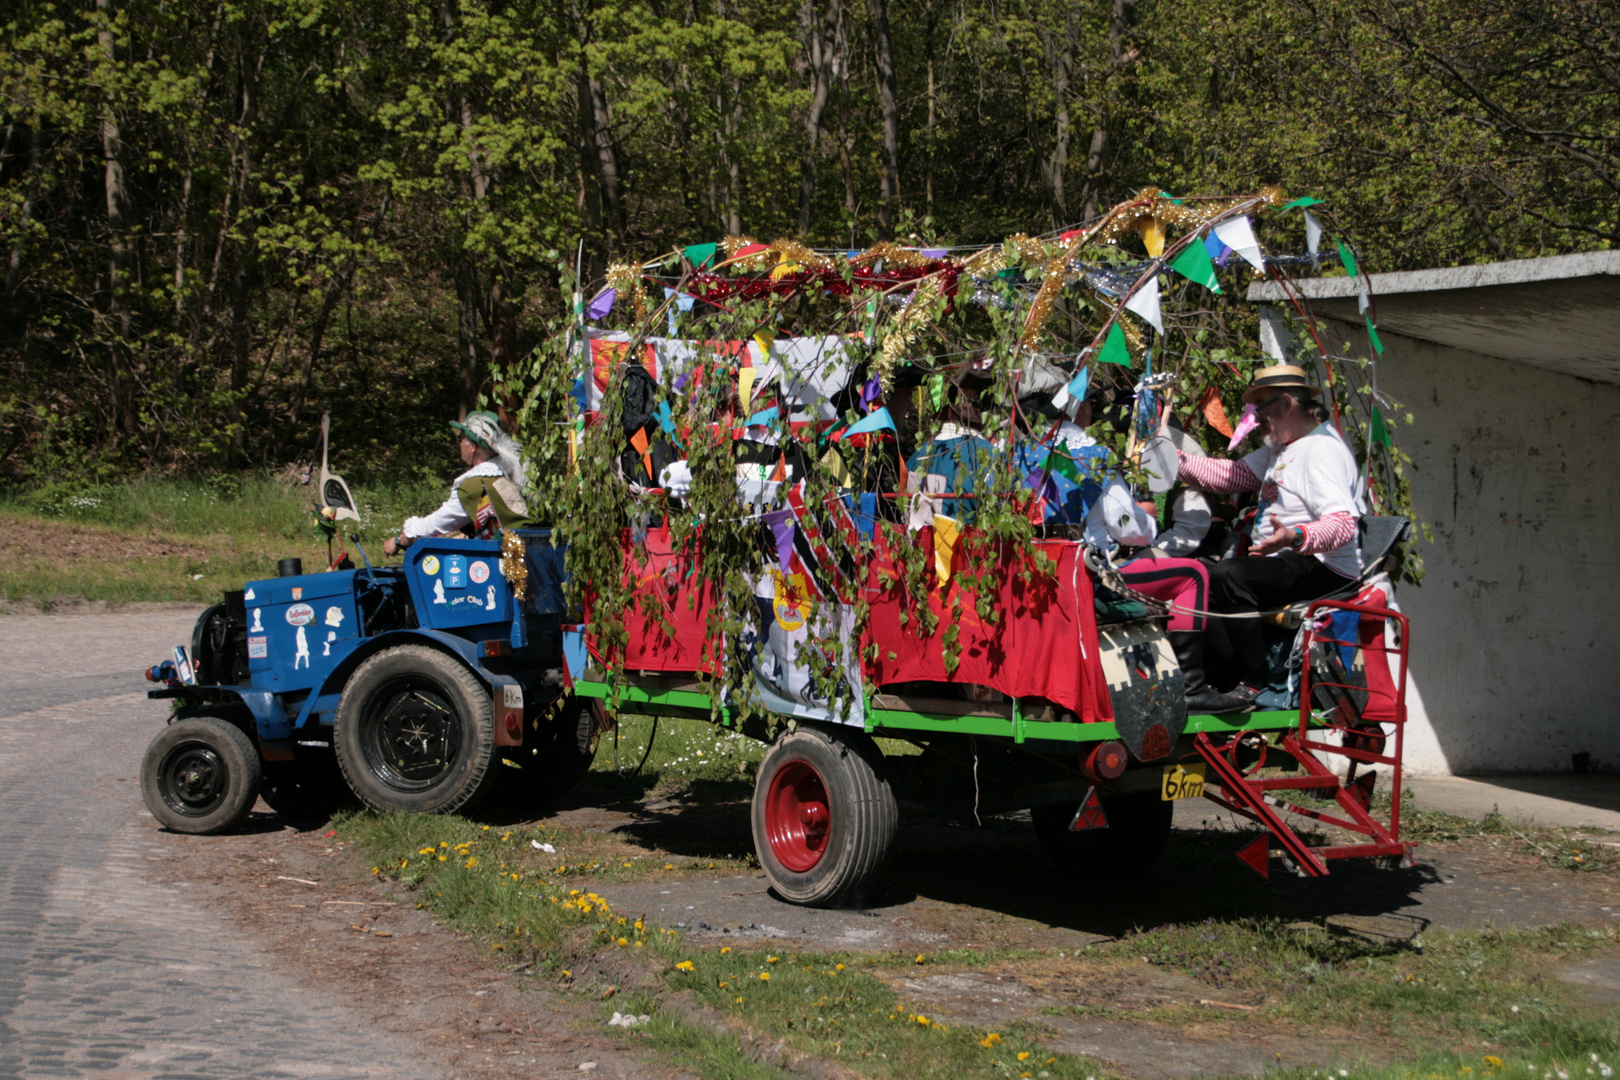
[1170,630,1254,715]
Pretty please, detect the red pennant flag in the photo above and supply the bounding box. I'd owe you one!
[630,428,653,479]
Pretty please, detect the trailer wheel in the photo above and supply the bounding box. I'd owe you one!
[334,645,498,814]
[751,725,897,908]
[488,696,601,809]
[141,716,262,835]
[1031,789,1174,881]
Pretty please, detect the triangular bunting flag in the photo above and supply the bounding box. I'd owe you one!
[684,242,718,269]
[1199,386,1234,438]
[1370,405,1391,446]
[1137,217,1166,257]
[932,514,960,586]
[1228,403,1259,450]
[1170,240,1222,293]
[1213,216,1265,271]
[1366,317,1385,356]
[1338,240,1359,278]
[842,406,895,437]
[1304,211,1323,257]
[819,447,853,487]
[737,367,755,415]
[1124,276,1164,336]
[1097,322,1132,366]
[1280,196,1322,210]
[587,287,615,320]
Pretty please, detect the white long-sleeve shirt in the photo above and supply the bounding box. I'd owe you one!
[1152,486,1212,556]
[402,462,505,539]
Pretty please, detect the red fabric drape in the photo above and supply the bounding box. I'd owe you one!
[860,526,1114,723]
[585,527,722,674]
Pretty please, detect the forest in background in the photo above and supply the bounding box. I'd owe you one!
[2,0,1615,485]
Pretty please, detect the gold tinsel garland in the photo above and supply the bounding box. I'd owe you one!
[500,529,529,601]
[606,262,649,321]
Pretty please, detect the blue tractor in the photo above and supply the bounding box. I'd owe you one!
[139,534,599,834]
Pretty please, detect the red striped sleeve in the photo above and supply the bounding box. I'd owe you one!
[1176,452,1261,494]
[1298,511,1357,554]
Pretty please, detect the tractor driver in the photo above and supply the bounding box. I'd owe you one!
[382,410,530,557]
[1175,365,1363,702]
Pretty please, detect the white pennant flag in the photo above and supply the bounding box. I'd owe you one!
[1213,216,1266,271]
[1124,275,1164,335]
[1357,274,1371,314]
[1304,211,1323,256]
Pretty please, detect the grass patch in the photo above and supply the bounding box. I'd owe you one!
[0,473,442,606]
[1392,799,1620,874]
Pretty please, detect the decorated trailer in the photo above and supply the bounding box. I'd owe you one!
[139,188,1423,904]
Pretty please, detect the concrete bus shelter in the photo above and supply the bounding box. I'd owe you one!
[1250,251,1620,776]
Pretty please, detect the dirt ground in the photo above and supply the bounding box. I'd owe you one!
[0,516,215,563]
[149,783,1620,1080]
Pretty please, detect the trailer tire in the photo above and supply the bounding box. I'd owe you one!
[1031,789,1173,881]
[488,696,600,809]
[141,716,262,835]
[751,725,897,908]
[334,645,498,814]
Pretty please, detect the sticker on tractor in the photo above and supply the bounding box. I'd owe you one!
[250,609,264,633]
[324,606,345,628]
[502,683,523,708]
[247,635,268,659]
[285,603,315,626]
[421,555,440,576]
[1161,763,1206,801]
[469,560,490,584]
[444,555,467,589]
[244,587,256,600]
[291,587,303,600]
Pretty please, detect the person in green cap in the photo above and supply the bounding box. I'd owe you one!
[382,410,530,556]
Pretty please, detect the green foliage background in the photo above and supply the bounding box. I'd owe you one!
[2,0,1614,480]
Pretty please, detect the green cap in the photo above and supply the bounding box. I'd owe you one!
[449,410,502,450]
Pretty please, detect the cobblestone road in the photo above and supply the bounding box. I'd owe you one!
[0,609,435,1080]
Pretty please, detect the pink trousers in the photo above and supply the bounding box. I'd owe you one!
[1118,556,1210,633]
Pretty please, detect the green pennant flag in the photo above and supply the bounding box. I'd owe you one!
[1281,196,1322,210]
[1370,405,1391,447]
[1169,240,1222,293]
[684,242,718,269]
[1098,322,1132,366]
[1366,317,1385,356]
[1337,240,1359,278]
[928,373,945,410]
[1048,451,1082,481]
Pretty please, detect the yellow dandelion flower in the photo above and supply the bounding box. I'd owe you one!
[437,855,447,862]
[616,937,628,946]
[835,963,845,971]
[561,970,571,978]
[916,1016,931,1027]
[735,996,744,1003]
[1018,1052,1031,1062]
[915,954,926,964]
[464,857,477,868]
[720,947,732,954]
[676,961,695,972]
[759,972,770,982]
[980,1034,1003,1048]
[1485,1058,1504,1070]
[664,863,674,870]
[767,956,778,963]
[418,847,436,855]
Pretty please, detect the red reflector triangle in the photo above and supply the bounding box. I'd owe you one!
[1069,787,1110,832]
[1236,835,1271,878]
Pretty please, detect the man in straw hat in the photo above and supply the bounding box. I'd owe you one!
[1174,364,1363,705]
[382,410,530,557]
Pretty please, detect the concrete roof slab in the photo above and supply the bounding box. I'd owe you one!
[1248,250,1620,384]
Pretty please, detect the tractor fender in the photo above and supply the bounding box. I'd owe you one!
[147,685,280,741]
[294,629,532,746]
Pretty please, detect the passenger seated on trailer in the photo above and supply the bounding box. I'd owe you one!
[906,379,994,523]
[383,410,530,556]
[1175,365,1364,703]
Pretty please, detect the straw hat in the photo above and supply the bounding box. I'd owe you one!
[1241,364,1319,406]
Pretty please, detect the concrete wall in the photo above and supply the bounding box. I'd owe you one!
[1329,318,1620,775]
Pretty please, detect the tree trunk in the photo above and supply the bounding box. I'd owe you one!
[870,0,901,236]
[1079,0,1133,222]
[455,260,483,421]
[97,0,136,442]
[836,6,855,234]
[1033,3,1076,226]
[796,0,839,235]
[6,124,39,297]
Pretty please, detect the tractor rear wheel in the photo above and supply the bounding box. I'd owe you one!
[488,695,601,809]
[751,725,897,908]
[141,716,262,835]
[334,645,498,814]
[1031,789,1174,881]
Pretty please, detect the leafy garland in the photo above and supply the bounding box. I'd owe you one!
[499,189,1427,709]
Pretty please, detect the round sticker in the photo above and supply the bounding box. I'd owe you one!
[421,555,440,575]
[469,560,490,584]
[285,603,315,627]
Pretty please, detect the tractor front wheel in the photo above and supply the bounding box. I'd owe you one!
[141,716,262,835]
[334,645,497,814]
[751,725,897,908]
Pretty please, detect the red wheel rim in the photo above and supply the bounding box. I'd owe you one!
[765,760,831,873]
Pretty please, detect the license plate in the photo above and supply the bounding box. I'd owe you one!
[1161,763,1207,801]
